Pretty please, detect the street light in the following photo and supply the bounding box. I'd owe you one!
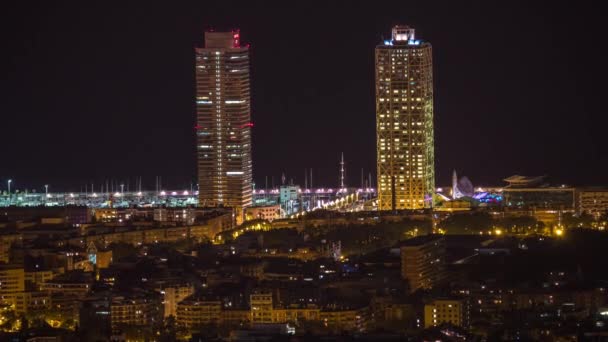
[7,179,12,195]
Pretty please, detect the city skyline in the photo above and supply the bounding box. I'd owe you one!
[2,2,607,192]
[2,3,608,339]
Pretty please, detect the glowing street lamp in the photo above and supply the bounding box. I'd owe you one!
[7,179,12,195]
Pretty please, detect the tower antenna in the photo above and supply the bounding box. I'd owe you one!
[340,152,345,189]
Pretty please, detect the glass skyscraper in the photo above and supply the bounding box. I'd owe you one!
[376,26,434,210]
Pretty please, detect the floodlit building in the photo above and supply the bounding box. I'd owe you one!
[110,294,162,331]
[250,290,274,324]
[576,188,608,218]
[0,265,25,294]
[41,280,91,298]
[24,269,55,290]
[376,25,434,210]
[176,295,222,329]
[0,265,26,311]
[424,298,469,329]
[156,282,195,318]
[279,185,300,215]
[400,235,446,292]
[319,306,369,333]
[153,208,196,225]
[245,204,281,221]
[502,175,575,210]
[195,29,253,224]
[0,233,21,263]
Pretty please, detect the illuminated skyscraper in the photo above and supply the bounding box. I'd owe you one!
[195,30,252,223]
[376,25,434,210]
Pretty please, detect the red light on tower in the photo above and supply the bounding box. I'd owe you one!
[233,30,240,48]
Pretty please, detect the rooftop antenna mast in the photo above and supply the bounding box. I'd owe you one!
[310,169,313,189]
[340,152,345,189]
[361,168,364,189]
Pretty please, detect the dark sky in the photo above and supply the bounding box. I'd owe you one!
[1,1,606,192]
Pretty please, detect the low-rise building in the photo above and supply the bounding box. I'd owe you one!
[245,205,281,222]
[424,298,469,329]
[25,269,55,290]
[176,295,222,330]
[577,188,608,218]
[502,176,575,211]
[7,291,51,314]
[239,261,265,280]
[110,294,162,331]
[156,282,195,318]
[153,208,196,225]
[40,272,93,299]
[221,308,251,326]
[0,265,25,295]
[250,290,274,324]
[320,305,369,333]
[273,305,320,323]
[0,233,22,263]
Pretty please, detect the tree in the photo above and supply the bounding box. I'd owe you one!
[159,315,177,342]
[0,307,20,332]
[563,212,594,229]
[496,216,542,234]
[108,242,138,261]
[438,212,493,234]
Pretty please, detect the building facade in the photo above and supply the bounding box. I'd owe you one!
[156,282,195,318]
[577,188,608,218]
[501,175,575,210]
[424,298,469,329]
[245,204,281,222]
[110,295,162,331]
[400,235,446,292]
[250,290,274,324]
[503,187,575,210]
[153,208,197,225]
[376,25,434,210]
[195,30,253,224]
[176,296,222,329]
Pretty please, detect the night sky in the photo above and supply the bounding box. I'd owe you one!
[1,1,606,192]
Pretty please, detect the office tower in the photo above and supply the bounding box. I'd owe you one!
[195,30,253,223]
[376,25,434,210]
[400,235,446,292]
